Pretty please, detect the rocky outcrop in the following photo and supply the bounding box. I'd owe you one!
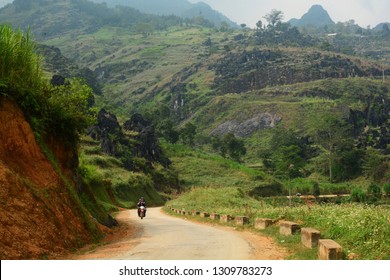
[211,112,282,137]
[37,44,102,95]
[87,109,123,156]
[124,113,171,167]
[212,49,386,94]
[0,97,96,259]
[348,91,390,151]
[87,110,171,167]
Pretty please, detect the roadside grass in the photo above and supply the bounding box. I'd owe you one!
[166,187,390,260]
[259,226,318,260]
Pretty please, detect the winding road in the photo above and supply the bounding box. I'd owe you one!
[72,208,287,260]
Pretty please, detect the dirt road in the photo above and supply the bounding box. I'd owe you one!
[71,208,287,260]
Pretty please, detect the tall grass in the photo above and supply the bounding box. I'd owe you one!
[0,25,43,99]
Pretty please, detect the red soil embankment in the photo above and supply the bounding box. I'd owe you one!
[0,97,97,259]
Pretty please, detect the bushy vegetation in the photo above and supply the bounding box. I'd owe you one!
[0,25,44,109]
[163,142,272,190]
[78,145,165,212]
[0,25,95,147]
[167,187,390,259]
[0,25,113,229]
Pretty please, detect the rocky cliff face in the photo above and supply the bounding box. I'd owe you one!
[211,112,282,137]
[0,97,97,259]
[212,49,387,94]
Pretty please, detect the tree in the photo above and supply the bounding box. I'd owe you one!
[179,123,197,146]
[256,20,263,31]
[212,133,246,162]
[367,183,382,202]
[264,9,284,28]
[306,110,351,182]
[157,119,179,144]
[47,78,96,145]
[362,147,388,182]
[274,145,305,178]
[222,133,246,162]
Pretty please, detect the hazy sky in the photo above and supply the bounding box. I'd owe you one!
[188,0,390,28]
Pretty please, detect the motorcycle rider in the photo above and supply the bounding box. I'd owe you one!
[137,197,147,217]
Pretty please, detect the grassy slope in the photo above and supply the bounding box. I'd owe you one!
[79,136,164,213]
[45,26,227,116]
[163,142,272,190]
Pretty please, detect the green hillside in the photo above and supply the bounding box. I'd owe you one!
[1,0,389,259]
[1,0,389,195]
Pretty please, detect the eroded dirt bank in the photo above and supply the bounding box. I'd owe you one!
[0,97,98,259]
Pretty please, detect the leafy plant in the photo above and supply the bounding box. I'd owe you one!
[0,25,44,113]
[384,183,390,197]
[367,183,382,202]
[350,187,366,203]
[45,78,96,146]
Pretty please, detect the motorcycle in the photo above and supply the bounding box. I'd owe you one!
[139,205,146,219]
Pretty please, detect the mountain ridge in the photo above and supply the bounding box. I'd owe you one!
[289,4,335,27]
[90,0,238,27]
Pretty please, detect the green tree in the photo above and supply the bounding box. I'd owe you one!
[212,134,246,161]
[384,183,390,197]
[362,147,388,182]
[46,78,96,145]
[274,145,305,178]
[179,123,197,146]
[367,183,382,202]
[306,111,350,182]
[158,119,179,144]
[256,20,263,31]
[264,9,284,28]
[221,133,246,162]
[313,182,320,197]
[261,126,308,175]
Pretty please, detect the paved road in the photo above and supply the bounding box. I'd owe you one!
[113,207,253,260]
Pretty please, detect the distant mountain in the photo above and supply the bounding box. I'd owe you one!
[0,0,12,8]
[289,5,335,27]
[373,22,390,32]
[90,0,238,27]
[0,0,183,40]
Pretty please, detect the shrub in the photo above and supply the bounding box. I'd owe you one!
[0,25,95,147]
[248,182,283,197]
[45,78,96,146]
[0,25,44,114]
[367,183,382,202]
[350,187,366,203]
[384,183,390,197]
[312,181,320,197]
